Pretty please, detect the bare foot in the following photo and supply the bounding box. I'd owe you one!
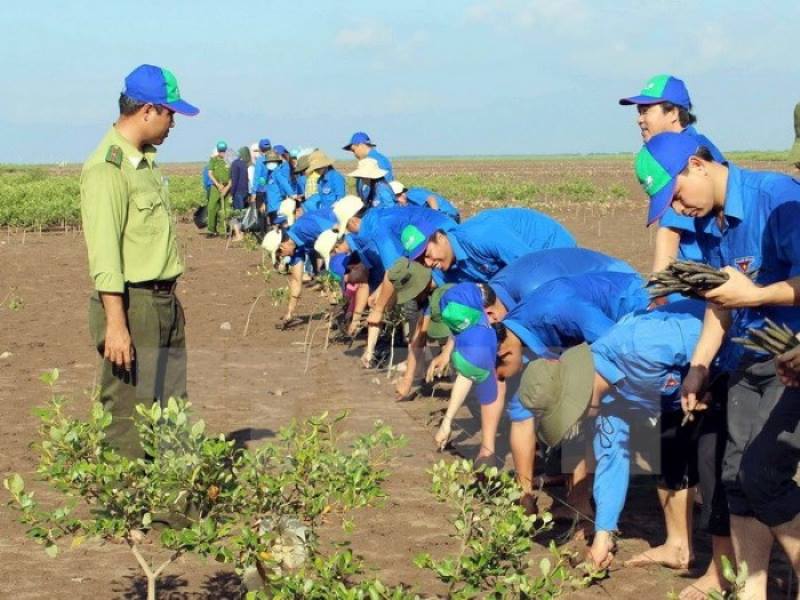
[678,571,727,600]
[624,543,693,570]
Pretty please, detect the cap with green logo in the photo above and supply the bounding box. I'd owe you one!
[401,221,438,259]
[123,64,199,116]
[635,131,700,225]
[430,283,486,337]
[619,74,691,109]
[387,257,432,305]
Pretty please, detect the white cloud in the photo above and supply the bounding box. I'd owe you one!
[334,21,394,50]
[464,0,590,35]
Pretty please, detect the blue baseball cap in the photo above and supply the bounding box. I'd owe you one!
[400,220,440,260]
[452,325,498,405]
[258,138,271,151]
[343,131,376,151]
[272,215,288,226]
[635,132,701,225]
[273,144,288,156]
[431,283,486,335]
[619,74,692,109]
[216,141,227,152]
[123,64,199,116]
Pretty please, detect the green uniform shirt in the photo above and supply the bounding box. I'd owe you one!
[80,126,183,293]
[208,155,230,185]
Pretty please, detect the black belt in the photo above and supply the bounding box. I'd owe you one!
[127,279,177,294]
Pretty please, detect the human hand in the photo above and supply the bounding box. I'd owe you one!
[680,365,709,419]
[777,342,800,387]
[434,417,452,451]
[587,531,616,570]
[104,323,134,372]
[426,353,450,382]
[702,267,763,308]
[360,350,374,369]
[395,375,413,399]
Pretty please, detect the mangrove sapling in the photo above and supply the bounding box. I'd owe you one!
[732,318,799,356]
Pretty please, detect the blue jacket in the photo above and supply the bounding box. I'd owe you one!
[439,208,577,284]
[252,157,267,193]
[488,247,636,312]
[317,168,346,209]
[503,272,649,357]
[274,161,296,200]
[359,179,396,209]
[286,207,338,250]
[355,148,394,201]
[405,187,460,221]
[202,166,212,191]
[589,299,706,532]
[658,126,726,261]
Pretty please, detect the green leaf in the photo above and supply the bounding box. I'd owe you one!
[5,473,24,495]
[539,557,551,576]
[720,555,736,583]
[44,544,59,558]
[39,368,59,386]
[142,513,152,528]
[191,420,206,437]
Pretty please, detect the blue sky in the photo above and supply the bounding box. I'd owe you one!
[2,0,799,163]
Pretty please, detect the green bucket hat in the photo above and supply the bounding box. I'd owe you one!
[427,284,454,339]
[518,343,595,448]
[387,258,432,305]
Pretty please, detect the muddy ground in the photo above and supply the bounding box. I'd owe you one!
[0,158,795,599]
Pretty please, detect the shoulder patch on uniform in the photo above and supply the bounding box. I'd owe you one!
[105,145,123,168]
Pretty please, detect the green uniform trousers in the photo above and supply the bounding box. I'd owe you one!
[206,187,228,235]
[88,287,187,458]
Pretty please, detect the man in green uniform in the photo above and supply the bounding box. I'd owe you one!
[207,141,231,235]
[790,101,800,171]
[80,64,198,458]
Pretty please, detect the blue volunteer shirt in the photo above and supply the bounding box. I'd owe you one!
[658,126,726,261]
[503,272,649,358]
[405,187,460,221]
[588,299,706,532]
[356,148,394,202]
[359,179,396,209]
[286,207,338,250]
[294,173,307,197]
[274,161,296,201]
[202,166,212,191]
[694,164,800,368]
[488,247,636,312]
[439,208,577,284]
[357,206,457,270]
[317,168,346,209]
[252,157,267,194]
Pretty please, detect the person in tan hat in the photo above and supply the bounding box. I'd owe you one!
[518,301,734,598]
[347,157,396,209]
[307,150,346,211]
[789,101,800,171]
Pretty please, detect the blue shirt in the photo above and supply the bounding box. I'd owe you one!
[202,166,212,191]
[353,206,457,271]
[694,164,800,367]
[658,126,726,260]
[405,187,460,221]
[356,148,394,201]
[294,173,307,197]
[359,179,396,209]
[488,247,636,312]
[589,299,706,532]
[504,272,648,357]
[274,161,296,200]
[265,168,282,212]
[251,157,267,193]
[439,208,577,284]
[286,207,338,250]
[317,168,346,209]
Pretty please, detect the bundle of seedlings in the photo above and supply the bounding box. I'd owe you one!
[646,260,730,299]
[732,318,799,356]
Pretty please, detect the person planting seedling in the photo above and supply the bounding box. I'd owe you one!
[518,301,732,587]
[347,157,395,208]
[262,196,362,328]
[389,180,461,222]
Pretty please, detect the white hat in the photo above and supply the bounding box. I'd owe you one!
[249,143,259,152]
[347,157,387,180]
[389,180,405,195]
[314,229,342,270]
[332,195,364,230]
[261,229,282,264]
[278,198,296,226]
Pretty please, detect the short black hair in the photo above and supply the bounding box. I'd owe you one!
[694,145,715,162]
[491,321,508,344]
[118,93,166,116]
[478,283,496,308]
[660,101,697,128]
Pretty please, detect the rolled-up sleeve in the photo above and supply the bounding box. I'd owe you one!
[80,163,128,293]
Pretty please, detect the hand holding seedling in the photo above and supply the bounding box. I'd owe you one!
[777,342,800,387]
[646,260,730,299]
[702,266,764,308]
[680,364,709,423]
[435,417,452,451]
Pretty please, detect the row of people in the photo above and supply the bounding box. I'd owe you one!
[257,74,800,600]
